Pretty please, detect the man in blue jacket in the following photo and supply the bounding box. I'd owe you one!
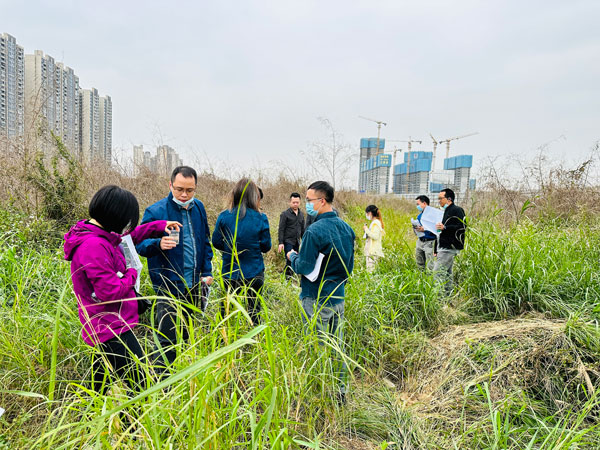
[136,166,213,367]
[414,195,438,271]
[287,180,355,403]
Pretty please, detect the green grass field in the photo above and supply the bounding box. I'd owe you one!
[1,199,599,449]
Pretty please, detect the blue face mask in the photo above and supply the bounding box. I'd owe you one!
[306,201,319,217]
[416,205,423,212]
[173,196,194,208]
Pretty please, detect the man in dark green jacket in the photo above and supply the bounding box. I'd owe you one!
[434,188,466,295]
[287,180,355,403]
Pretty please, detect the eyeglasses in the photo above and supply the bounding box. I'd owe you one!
[173,187,196,195]
[305,197,322,203]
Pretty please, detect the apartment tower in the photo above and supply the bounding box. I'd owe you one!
[0,33,25,139]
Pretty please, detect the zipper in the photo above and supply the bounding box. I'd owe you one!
[187,208,198,283]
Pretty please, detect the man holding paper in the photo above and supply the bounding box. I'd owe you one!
[434,188,466,295]
[287,180,355,403]
[413,195,438,271]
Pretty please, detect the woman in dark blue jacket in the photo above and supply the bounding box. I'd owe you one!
[212,178,271,324]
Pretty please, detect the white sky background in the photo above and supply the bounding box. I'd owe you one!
[3,0,599,186]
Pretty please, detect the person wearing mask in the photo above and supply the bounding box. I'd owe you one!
[278,192,305,277]
[287,181,355,404]
[136,166,214,369]
[413,195,437,271]
[64,185,180,393]
[212,178,271,325]
[363,204,385,272]
[305,205,338,231]
[434,188,466,295]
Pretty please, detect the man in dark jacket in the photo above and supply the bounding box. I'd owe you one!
[434,188,466,295]
[287,181,355,403]
[277,192,304,277]
[136,166,213,367]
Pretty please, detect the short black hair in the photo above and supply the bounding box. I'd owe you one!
[415,195,430,205]
[89,185,139,234]
[441,188,455,202]
[290,192,301,199]
[171,166,197,184]
[308,181,334,203]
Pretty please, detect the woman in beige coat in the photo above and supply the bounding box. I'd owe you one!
[363,204,385,272]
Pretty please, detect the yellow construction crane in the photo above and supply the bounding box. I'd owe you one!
[438,132,479,159]
[358,116,387,155]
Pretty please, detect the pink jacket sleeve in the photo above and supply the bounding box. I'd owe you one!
[128,220,167,245]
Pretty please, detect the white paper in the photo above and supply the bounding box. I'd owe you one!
[0,407,5,418]
[420,207,444,235]
[119,234,143,292]
[304,253,325,282]
[411,218,425,238]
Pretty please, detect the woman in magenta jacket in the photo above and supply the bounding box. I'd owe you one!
[64,185,180,394]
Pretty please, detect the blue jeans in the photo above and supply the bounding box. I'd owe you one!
[301,297,347,394]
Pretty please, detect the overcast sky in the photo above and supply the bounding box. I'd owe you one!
[3,0,599,183]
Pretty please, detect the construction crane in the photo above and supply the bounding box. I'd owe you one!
[388,145,404,194]
[388,138,422,152]
[438,132,479,159]
[429,133,439,173]
[388,138,423,195]
[358,116,387,155]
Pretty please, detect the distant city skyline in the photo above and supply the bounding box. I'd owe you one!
[2,1,599,185]
[133,144,183,177]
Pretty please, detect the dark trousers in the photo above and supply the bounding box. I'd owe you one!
[91,329,145,395]
[222,274,264,325]
[154,285,205,367]
[284,242,299,277]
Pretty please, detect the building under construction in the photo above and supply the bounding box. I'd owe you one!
[393,151,433,194]
[358,137,390,194]
[392,152,474,199]
[442,154,473,195]
[357,133,476,199]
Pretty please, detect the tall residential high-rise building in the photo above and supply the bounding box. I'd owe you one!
[79,88,99,161]
[24,50,80,153]
[99,95,112,163]
[0,33,25,139]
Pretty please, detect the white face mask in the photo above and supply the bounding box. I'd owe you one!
[173,196,194,207]
[366,213,371,221]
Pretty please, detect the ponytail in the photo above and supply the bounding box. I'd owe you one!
[365,204,384,229]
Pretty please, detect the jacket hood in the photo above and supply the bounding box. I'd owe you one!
[64,220,121,261]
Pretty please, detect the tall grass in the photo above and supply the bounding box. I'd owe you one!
[1,201,600,448]
[458,215,600,319]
